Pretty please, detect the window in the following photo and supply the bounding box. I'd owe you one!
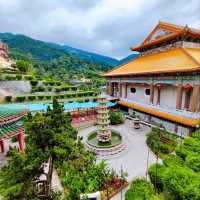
[145,88,150,95]
[130,88,136,93]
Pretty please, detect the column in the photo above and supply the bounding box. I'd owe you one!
[106,82,109,95]
[125,83,128,98]
[156,87,161,105]
[119,83,122,98]
[0,140,5,153]
[176,84,183,110]
[17,132,25,152]
[189,85,200,112]
[150,83,154,104]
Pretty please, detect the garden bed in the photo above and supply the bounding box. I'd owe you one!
[146,128,178,158]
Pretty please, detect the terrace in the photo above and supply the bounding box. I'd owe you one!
[119,97,200,127]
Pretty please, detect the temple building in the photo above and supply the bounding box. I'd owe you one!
[105,21,200,136]
[0,41,11,69]
[0,42,9,62]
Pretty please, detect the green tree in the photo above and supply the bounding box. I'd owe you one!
[16,60,30,72]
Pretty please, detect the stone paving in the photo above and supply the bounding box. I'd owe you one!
[78,119,158,182]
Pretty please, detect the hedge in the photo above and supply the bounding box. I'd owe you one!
[4,96,12,102]
[28,96,36,101]
[24,75,33,80]
[125,178,155,200]
[14,91,96,103]
[16,96,26,102]
[30,80,38,86]
[16,75,22,80]
[4,75,16,80]
[38,96,45,100]
[43,81,61,86]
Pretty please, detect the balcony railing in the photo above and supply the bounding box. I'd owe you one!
[120,97,200,119]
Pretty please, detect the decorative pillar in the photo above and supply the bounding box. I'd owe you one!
[106,82,109,95]
[176,84,183,110]
[156,87,161,105]
[150,83,154,104]
[119,83,122,98]
[0,140,5,153]
[125,83,128,98]
[17,132,25,152]
[189,85,200,112]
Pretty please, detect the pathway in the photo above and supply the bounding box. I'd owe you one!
[78,119,157,182]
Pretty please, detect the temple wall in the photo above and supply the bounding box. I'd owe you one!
[160,86,177,109]
[127,85,150,104]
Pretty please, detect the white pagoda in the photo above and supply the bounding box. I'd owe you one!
[96,95,111,143]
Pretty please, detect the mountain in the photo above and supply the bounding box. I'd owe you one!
[0,32,119,66]
[61,45,119,66]
[118,53,139,65]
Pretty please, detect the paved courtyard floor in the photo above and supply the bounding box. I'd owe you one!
[78,119,158,182]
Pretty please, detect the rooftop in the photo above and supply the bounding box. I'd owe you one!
[104,48,200,77]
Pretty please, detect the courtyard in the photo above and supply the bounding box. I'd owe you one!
[78,119,158,182]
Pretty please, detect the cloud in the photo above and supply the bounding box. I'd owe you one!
[0,0,199,59]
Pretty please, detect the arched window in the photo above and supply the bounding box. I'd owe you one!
[131,88,136,93]
[145,88,150,95]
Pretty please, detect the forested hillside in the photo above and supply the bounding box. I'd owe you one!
[0,33,117,82]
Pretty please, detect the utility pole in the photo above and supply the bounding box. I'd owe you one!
[120,165,123,200]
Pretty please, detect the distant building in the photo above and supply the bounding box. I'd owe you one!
[104,21,200,136]
[0,42,9,62]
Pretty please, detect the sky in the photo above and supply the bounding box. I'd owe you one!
[0,0,199,59]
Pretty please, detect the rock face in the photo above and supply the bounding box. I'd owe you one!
[0,81,31,99]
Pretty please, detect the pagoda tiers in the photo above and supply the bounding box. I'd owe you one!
[0,107,26,153]
[96,95,111,143]
[105,21,200,136]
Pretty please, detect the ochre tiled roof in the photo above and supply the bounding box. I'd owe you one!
[104,48,200,77]
[131,21,200,51]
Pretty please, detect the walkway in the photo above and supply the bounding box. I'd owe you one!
[78,119,157,182]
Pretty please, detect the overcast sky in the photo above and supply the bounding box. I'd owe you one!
[0,0,199,59]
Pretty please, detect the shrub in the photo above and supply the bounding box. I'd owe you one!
[47,87,52,92]
[58,95,65,99]
[109,111,125,125]
[38,86,45,92]
[24,75,33,80]
[55,81,61,86]
[16,96,26,102]
[148,164,165,192]
[185,153,200,172]
[46,96,52,100]
[28,96,36,101]
[159,144,170,154]
[5,75,16,80]
[16,60,30,72]
[30,80,38,86]
[11,136,18,142]
[146,128,177,156]
[38,96,45,100]
[55,88,61,93]
[163,154,184,167]
[162,166,200,200]
[4,96,12,102]
[125,178,155,200]
[16,75,22,80]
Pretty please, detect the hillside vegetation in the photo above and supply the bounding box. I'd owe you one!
[0,33,115,82]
